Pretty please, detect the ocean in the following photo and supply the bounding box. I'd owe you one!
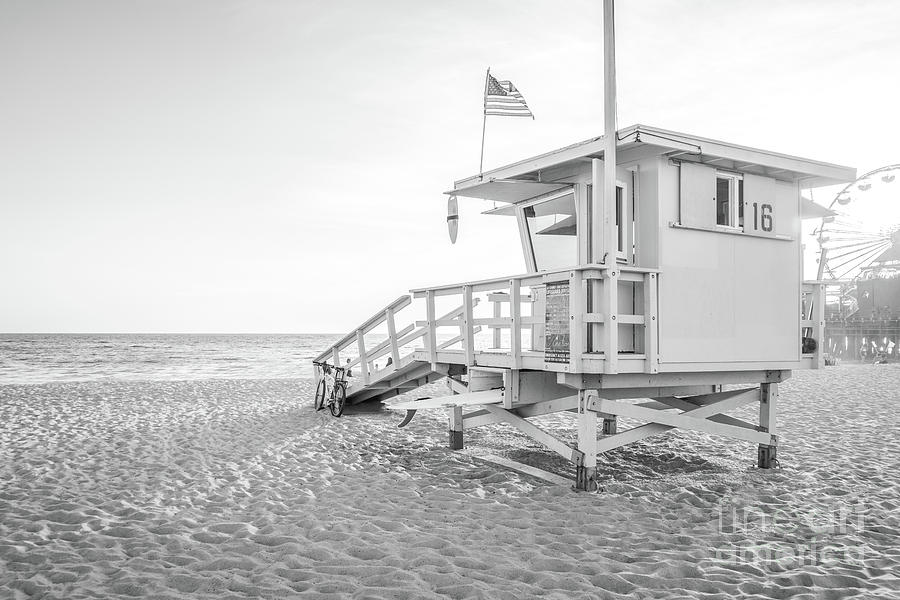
[0,334,339,385]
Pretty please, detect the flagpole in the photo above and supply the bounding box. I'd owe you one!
[602,0,617,267]
[479,67,490,178]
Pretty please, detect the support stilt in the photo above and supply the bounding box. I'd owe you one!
[576,392,598,491]
[601,415,617,435]
[758,383,778,468]
[449,405,464,450]
[757,444,777,469]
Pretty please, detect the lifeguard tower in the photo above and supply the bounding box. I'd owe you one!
[312,123,854,489]
[312,5,856,490]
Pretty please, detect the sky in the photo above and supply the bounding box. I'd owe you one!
[2,0,900,333]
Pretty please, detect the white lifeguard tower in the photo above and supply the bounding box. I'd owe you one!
[313,124,854,489]
[312,4,856,490]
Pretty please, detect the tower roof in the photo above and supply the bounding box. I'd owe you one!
[450,124,856,203]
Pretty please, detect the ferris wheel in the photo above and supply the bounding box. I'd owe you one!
[815,164,900,282]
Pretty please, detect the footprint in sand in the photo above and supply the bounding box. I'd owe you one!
[191,531,231,544]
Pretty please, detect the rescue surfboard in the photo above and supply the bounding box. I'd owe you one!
[447,195,459,243]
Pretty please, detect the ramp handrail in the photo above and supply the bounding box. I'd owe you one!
[313,295,411,365]
[312,293,483,389]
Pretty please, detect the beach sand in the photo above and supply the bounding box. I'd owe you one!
[1,366,899,599]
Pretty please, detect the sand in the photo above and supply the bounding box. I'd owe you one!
[1,366,899,599]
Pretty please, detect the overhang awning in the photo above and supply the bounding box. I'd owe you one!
[801,196,837,220]
[447,179,571,204]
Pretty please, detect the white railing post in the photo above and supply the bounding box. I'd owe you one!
[510,279,522,369]
[356,329,369,385]
[492,296,502,349]
[332,347,340,367]
[458,296,466,352]
[590,277,602,352]
[385,307,401,369]
[603,267,619,374]
[643,272,659,374]
[463,285,475,367]
[531,285,545,353]
[569,270,584,373]
[426,289,437,369]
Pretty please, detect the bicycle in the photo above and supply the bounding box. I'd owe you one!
[313,361,347,417]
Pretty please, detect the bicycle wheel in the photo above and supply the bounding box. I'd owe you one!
[314,379,326,411]
[330,384,346,417]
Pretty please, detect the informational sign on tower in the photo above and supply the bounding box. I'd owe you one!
[544,281,570,363]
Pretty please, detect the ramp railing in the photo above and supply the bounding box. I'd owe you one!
[313,294,481,387]
[313,295,411,386]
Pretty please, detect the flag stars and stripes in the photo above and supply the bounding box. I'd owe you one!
[484,74,534,118]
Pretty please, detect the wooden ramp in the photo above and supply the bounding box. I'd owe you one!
[345,354,445,405]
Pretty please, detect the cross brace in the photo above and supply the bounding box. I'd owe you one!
[586,387,774,452]
[479,404,584,464]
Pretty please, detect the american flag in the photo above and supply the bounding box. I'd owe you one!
[484,73,533,118]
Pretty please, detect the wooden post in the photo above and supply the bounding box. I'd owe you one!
[492,297,502,348]
[449,405,464,450]
[504,369,519,409]
[457,306,466,354]
[643,272,659,373]
[332,346,340,367]
[603,268,619,374]
[585,173,605,352]
[426,289,437,369]
[385,307,401,369]
[576,182,591,263]
[510,279,522,369]
[356,329,369,385]
[463,285,475,367]
[590,277,602,353]
[576,391,598,491]
[601,415,617,435]
[758,383,778,468]
[591,159,604,264]
[569,270,584,373]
